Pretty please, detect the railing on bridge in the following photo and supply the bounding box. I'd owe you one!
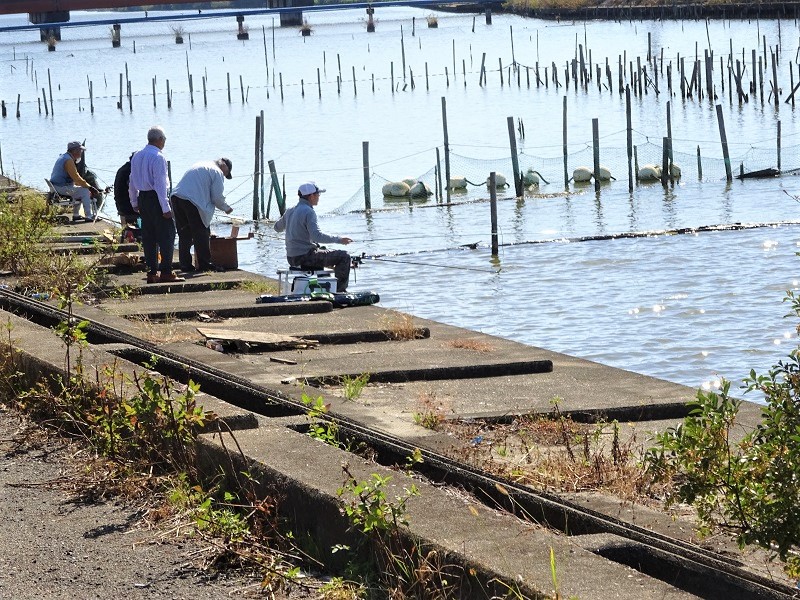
[0,0,496,42]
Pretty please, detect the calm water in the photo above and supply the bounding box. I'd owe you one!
[1,8,799,399]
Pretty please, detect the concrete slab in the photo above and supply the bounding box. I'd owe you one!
[199,423,705,599]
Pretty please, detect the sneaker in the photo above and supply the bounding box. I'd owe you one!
[158,272,185,283]
[178,264,197,273]
[146,273,159,284]
[71,215,85,223]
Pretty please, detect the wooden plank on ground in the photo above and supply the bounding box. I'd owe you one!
[196,327,318,349]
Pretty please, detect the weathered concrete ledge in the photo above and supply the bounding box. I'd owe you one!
[0,216,789,597]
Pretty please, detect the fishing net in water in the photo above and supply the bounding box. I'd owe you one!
[326,137,790,214]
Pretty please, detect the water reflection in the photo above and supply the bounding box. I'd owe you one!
[2,8,800,400]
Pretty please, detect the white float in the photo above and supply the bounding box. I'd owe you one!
[572,166,593,182]
[637,164,662,181]
[382,181,411,197]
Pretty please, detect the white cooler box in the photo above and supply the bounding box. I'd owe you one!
[278,269,338,295]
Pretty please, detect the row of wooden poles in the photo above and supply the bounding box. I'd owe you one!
[249,90,760,223]
[8,21,800,119]
[550,28,794,107]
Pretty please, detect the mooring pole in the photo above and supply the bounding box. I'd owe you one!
[592,118,601,193]
[253,114,261,220]
[362,141,371,211]
[268,159,284,216]
[715,104,732,181]
[507,116,522,197]
[626,85,633,192]
[489,172,499,256]
[441,96,451,204]
[562,96,569,189]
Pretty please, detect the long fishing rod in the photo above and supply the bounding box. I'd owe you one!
[363,255,500,274]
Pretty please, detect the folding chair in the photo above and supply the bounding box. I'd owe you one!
[44,179,73,209]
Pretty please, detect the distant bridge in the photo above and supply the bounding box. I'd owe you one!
[0,0,496,40]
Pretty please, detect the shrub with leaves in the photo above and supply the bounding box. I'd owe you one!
[0,191,53,275]
[647,286,800,568]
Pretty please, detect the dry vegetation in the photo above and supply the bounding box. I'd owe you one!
[444,338,495,352]
[435,410,661,504]
[381,313,425,340]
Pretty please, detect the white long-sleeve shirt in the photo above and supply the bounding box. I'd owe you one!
[129,143,170,213]
[171,161,232,227]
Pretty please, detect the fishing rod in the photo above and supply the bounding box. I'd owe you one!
[361,254,501,274]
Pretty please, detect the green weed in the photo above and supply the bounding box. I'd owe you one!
[302,393,340,447]
[341,372,369,401]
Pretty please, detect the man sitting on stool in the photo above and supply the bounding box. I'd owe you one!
[50,141,100,222]
[274,182,353,292]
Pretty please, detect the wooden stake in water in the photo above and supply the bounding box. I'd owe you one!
[240,75,245,103]
[362,141,371,211]
[507,116,522,197]
[452,39,457,82]
[189,74,194,105]
[202,76,207,106]
[47,68,54,115]
[259,110,265,216]
[441,96,451,204]
[562,96,568,188]
[227,73,231,103]
[16,94,20,119]
[715,104,732,181]
[262,25,269,84]
[152,78,157,107]
[771,51,779,106]
[436,147,443,203]
[489,172,498,257]
[592,118,600,193]
[697,145,702,180]
[352,66,357,96]
[400,28,406,81]
[167,80,171,109]
[253,115,261,220]
[626,85,633,192]
[777,120,782,171]
[268,159,284,216]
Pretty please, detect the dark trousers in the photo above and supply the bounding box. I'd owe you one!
[172,195,211,269]
[289,248,351,292]
[137,190,176,275]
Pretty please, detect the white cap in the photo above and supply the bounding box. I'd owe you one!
[298,182,326,197]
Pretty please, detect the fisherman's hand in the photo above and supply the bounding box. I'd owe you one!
[341,237,353,245]
[162,210,173,219]
[225,207,233,214]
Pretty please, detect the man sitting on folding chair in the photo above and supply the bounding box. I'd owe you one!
[49,141,100,222]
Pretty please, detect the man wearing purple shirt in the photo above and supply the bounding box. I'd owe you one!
[129,126,184,284]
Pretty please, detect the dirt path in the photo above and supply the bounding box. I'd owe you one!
[0,408,317,599]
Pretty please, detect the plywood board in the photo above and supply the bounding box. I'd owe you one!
[196,327,318,349]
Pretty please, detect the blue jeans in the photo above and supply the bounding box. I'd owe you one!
[137,190,176,275]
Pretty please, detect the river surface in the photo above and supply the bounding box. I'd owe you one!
[1,7,799,400]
